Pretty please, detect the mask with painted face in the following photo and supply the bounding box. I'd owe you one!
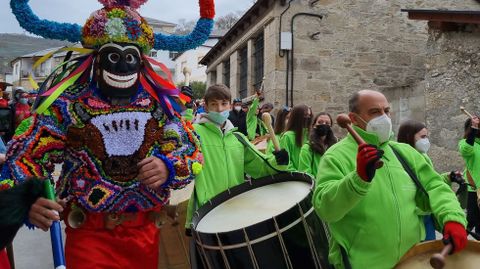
[97,43,142,99]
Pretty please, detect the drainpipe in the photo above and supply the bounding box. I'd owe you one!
[279,0,294,106]
[289,13,323,107]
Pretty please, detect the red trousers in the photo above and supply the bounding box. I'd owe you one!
[65,213,159,269]
[0,248,10,269]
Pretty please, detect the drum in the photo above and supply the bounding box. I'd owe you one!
[191,172,331,269]
[395,240,480,269]
[158,183,194,269]
[251,135,269,153]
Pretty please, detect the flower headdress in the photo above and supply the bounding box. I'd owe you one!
[11,0,215,53]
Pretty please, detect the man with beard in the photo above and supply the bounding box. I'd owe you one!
[1,0,215,268]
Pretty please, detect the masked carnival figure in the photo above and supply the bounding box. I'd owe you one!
[0,0,215,268]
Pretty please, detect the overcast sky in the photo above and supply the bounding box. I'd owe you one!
[0,0,254,34]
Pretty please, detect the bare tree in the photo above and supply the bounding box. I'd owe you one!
[174,10,245,35]
[215,11,243,31]
[174,19,197,35]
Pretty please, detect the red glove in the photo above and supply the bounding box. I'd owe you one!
[443,221,467,253]
[356,144,383,182]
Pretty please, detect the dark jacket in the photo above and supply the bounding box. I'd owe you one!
[228,109,247,136]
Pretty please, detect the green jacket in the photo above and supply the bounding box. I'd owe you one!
[280,130,309,170]
[459,138,480,192]
[313,126,466,269]
[299,143,323,177]
[186,119,288,228]
[246,97,268,140]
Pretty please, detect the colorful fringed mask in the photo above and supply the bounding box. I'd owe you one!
[10,0,215,114]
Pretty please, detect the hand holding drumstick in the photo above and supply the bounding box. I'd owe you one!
[460,107,480,210]
[262,113,289,165]
[429,243,452,269]
[337,114,384,182]
[460,106,480,127]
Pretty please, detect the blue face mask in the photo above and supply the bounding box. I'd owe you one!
[19,98,29,104]
[207,110,230,125]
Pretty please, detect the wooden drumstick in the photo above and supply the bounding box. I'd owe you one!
[460,106,474,119]
[429,243,453,269]
[336,114,384,168]
[262,112,280,152]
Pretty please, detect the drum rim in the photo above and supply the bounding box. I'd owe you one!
[192,172,314,231]
[395,240,480,267]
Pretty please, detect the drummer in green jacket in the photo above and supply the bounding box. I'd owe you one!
[280,104,312,170]
[458,116,480,234]
[185,84,289,229]
[313,90,467,269]
[299,112,337,177]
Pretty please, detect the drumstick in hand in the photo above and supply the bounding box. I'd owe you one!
[336,114,383,168]
[460,106,474,119]
[262,113,280,152]
[429,243,453,269]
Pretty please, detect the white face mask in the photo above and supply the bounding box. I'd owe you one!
[234,106,242,112]
[363,114,392,143]
[415,138,430,153]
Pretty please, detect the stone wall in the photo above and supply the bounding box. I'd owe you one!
[424,25,480,172]
[204,1,480,169]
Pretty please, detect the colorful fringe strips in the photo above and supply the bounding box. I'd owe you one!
[32,51,190,119]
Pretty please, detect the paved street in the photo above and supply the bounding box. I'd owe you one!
[11,226,52,269]
[11,223,66,269]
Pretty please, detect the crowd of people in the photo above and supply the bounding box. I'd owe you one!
[178,87,474,269]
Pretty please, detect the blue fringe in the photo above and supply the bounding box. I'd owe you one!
[154,18,214,52]
[11,0,82,43]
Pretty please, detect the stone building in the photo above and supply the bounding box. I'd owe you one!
[404,9,480,171]
[200,0,480,171]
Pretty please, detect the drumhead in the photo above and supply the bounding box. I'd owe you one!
[395,240,480,269]
[196,181,310,233]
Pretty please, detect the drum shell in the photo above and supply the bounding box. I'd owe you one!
[192,172,331,269]
[395,240,480,269]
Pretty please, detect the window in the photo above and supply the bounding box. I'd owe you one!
[150,50,158,57]
[253,32,264,91]
[223,59,230,88]
[169,52,178,59]
[238,46,248,98]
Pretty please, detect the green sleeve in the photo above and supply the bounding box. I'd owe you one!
[182,108,194,122]
[247,97,259,140]
[235,132,288,177]
[440,172,452,185]
[422,153,434,168]
[299,144,313,175]
[280,133,298,171]
[410,148,467,228]
[313,154,372,223]
[459,139,474,158]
